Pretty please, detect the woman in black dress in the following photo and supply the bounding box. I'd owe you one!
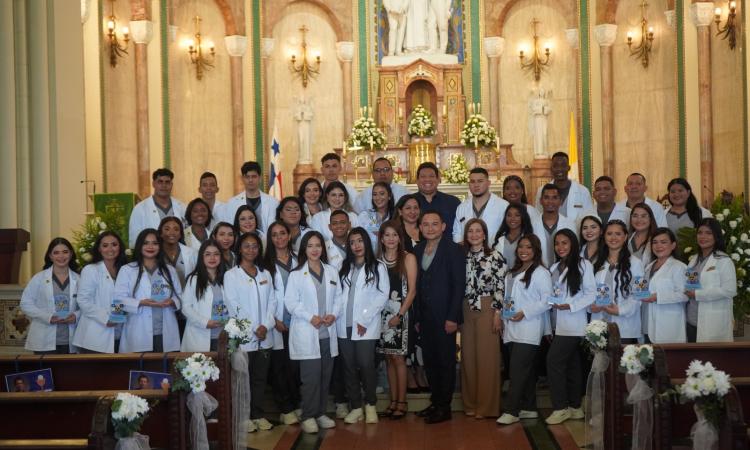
[375,220,417,419]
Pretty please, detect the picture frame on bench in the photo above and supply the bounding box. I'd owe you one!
[5,368,54,392]
[128,370,172,392]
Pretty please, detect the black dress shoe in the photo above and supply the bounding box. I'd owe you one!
[416,405,436,417]
[425,409,451,424]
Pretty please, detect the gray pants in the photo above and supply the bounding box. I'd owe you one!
[505,342,538,416]
[299,339,334,420]
[546,335,582,410]
[249,349,272,419]
[338,328,377,409]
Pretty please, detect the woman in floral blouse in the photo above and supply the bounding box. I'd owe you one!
[460,218,506,419]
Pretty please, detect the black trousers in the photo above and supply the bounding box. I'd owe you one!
[249,349,272,419]
[546,336,582,410]
[269,331,300,414]
[420,319,457,410]
[338,328,378,408]
[505,342,538,416]
[686,323,698,343]
[331,355,348,404]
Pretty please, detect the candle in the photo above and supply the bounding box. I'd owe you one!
[442,104,447,116]
[473,135,478,148]
[398,107,403,119]
[477,103,481,113]
[469,103,474,115]
[342,141,348,157]
[369,136,374,150]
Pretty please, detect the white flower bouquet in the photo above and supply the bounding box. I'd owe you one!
[619,344,654,377]
[677,360,732,437]
[173,353,220,394]
[460,113,497,148]
[224,317,252,354]
[111,392,150,439]
[442,154,470,184]
[584,320,609,353]
[347,116,386,149]
[407,104,435,137]
[72,210,131,268]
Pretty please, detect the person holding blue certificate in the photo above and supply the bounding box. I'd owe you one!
[181,240,227,352]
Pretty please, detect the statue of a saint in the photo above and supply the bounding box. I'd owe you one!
[404,0,431,53]
[429,0,453,54]
[528,88,551,159]
[294,96,314,164]
[384,0,409,56]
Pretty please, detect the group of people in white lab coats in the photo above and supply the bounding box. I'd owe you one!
[20,152,738,431]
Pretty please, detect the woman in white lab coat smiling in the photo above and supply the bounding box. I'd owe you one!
[73,231,128,353]
[641,228,688,343]
[685,218,737,342]
[224,232,277,432]
[21,238,80,354]
[284,231,343,434]
[114,228,182,353]
[337,227,389,424]
[158,216,197,289]
[180,239,227,352]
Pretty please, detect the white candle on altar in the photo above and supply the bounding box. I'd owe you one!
[442,104,447,117]
[369,136,374,150]
[473,135,478,148]
[398,107,403,119]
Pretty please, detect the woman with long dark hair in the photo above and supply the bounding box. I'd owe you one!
[545,229,595,425]
[181,239,227,352]
[493,202,535,268]
[396,194,421,253]
[337,227,389,424]
[184,198,213,251]
[628,203,658,266]
[666,178,712,236]
[115,228,182,353]
[358,181,395,248]
[73,231,128,353]
[298,177,324,220]
[21,237,80,354]
[233,205,266,243]
[276,196,312,253]
[591,220,644,343]
[496,235,551,425]
[158,216,197,289]
[309,181,358,241]
[579,214,604,264]
[502,175,541,222]
[210,222,236,268]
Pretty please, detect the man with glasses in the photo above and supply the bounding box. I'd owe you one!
[353,157,409,213]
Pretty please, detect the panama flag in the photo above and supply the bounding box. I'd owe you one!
[268,125,283,200]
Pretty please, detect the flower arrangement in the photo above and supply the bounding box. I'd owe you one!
[224,317,253,354]
[460,113,497,148]
[111,392,150,438]
[619,344,654,377]
[407,104,435,137]
[72,211,132,268]
[584,320,609,353]
[442,154,470,184]
[677,360,732,428]
[172,353,220,393]
[347,116,386,149]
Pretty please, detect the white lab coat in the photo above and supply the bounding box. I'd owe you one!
[337,262,389,340]
[687,252,737,342]
[453,194,509,243]
[291,226,313,254]
[353,183,409,213]
[184,226,208,252]
[643,257,688,343]
[284,262,344,360]
[128,196,186,248]
[616,197,667,228]
[502,266,552,346]
[357,209,392,249]
[627,232,653,268]
[309,209,359,242]
[220,191,279,234]
[582,203,631,227]
[20,268,80,352]
[534,181,594,223]
[540,214,577,268]
[270,255,298,350]
[325,240,347,271]
[591,256,645,339]
[72,262,117,353]
[180,276,224,352]
[115,263,182,353]
[172,244,198,286]
[548,260,596,336]
[224,266,277,351]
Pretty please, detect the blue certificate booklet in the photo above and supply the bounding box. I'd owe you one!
[53,294,69,319]
[548,282,564,305]
[211,301,228,322]
[502,295,516,319]
[595,283,611,306]
[632,276,651,300]
[685,269,702,290]
[109,299,127,324]
[150,278,171,302]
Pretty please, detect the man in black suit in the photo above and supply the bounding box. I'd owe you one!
[413,210,466,424]
[413,162,460,240]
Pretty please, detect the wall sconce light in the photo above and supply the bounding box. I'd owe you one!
[186,16,215,80]
[106,0,129,67]
[626,0,654,68]
[714,1,737,49]
[518,19,551,81]
[289,25,321,88]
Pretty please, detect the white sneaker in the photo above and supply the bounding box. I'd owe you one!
[280,411,299,425]
[301,418,319,434]
[365,404,378,424]
[245,419,257,433]
[545,409,571,425]
[254,417,274,431]
[568,407,585,419]
[316,415,336,429]
[344,407,363,424]
[496,413,520,425]
[519,410,538,419]
[294,408,303,419]
[335,403,350,419]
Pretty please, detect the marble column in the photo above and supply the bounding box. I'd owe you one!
[691,2,715,205]
[565,29,582,177]
[0,0,18,227]
[226,35,248,192]
[130,20,153,199]
[483,37,504,132]
[260,37,274,190]
[594,24,618,178]
[337,41,355,137]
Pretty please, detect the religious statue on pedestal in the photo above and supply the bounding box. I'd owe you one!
[430,0,453,54]
[528,88,551,159]
[294,96,314,164]
[383,0,408,56]
[381,0,460,64]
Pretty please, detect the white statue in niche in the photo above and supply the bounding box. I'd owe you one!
[384,0,409,56]
[528,88,552,159]
[404,0,431,53]
[294,96,314,164]
[429,0,453,54]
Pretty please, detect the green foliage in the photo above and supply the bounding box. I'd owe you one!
[71,210,132,268]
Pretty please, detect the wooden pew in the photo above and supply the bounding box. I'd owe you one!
[604,323,625,450]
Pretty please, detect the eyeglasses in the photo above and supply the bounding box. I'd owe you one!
[373,167,392,174]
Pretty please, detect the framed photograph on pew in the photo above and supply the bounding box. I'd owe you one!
[129,370,172,392]
[4,368,54,392]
